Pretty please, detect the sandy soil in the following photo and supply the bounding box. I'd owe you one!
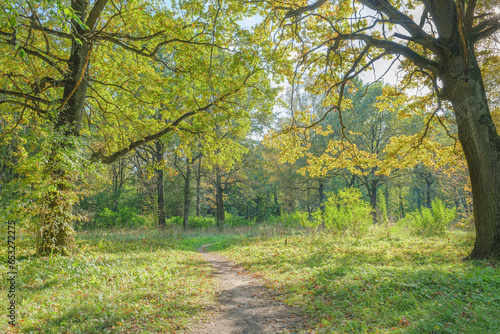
[185,246,307,334]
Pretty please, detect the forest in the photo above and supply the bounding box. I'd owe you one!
[1,0,499,333]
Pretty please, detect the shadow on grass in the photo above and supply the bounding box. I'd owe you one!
[20,253,214,333]
[22,288,210,334]
[226,240,500,333]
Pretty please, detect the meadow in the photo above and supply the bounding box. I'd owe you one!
[2,225,499,333]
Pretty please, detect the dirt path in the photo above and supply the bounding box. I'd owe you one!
[186,246,307,334]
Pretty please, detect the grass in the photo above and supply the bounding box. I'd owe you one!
[220,227,500,334]
[0,229,242,333]
[2,225,499,333]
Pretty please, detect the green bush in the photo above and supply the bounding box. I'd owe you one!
[93,206,147,229]
[189,215,216,228]
[309,187,372,237]
[165,216,183,226]
[165,215,216,229]
[399,198,456,236]
[269,211,309,227]
[225,213,254,227]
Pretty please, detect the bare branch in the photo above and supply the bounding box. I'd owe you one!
[341,33,438,71]
[284,0,328,18]
[472,13,500,42]
[0,89,59,105]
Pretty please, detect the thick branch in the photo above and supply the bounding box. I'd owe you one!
[341,33,438,71]
[91,110,197,164]
[0,38,66,73]
[0,99,48,114]
[284,0,328,18]
[28,22,72,39]
[86,0,109,31]
[92,67,258,164]
[463,0,476,36]
[358,0,443,54]
[472,13,500,42]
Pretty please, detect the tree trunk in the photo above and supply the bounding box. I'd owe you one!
[318,180,325,228]
[442,51,500,259]
[273,186,280,216]
[425,173,434,209]
[367,179,379,224]
[196,157,202,217]
[155,140,166,229]
[398,186,405,219]
[183,161,191,230]
[416,187,422,210]
[38,0,96,255]
[215,169,225,228]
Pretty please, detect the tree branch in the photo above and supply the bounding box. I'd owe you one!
[472,13,500,42]
[284,0,328,18]
[357,0,444,54]
[341,33,438,71]
[91,110,197,164]
[86,0,109,31]
[0,89,59,105]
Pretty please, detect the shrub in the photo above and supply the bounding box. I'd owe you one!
[309,187,372,237]
[93,206,147,229]
[270,211,309,227]
[164,215,216,229]
[225,213,253,227]
[398,198,456,236]
[189,215,216,228]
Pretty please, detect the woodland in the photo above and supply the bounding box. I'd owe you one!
[1,0,500,333]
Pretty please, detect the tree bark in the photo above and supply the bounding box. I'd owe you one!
[196,157,202,217]
[215,169,225,228]
[273,186,280,216]
[318,180,325,228]
[423,172,434,209]
[366,179,379,224]
[38,0,96,255]
[442,51,500,259]
[155,140,166,230]
[183,161,191,230]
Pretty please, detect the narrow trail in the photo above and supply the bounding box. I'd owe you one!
[185,245,307,334]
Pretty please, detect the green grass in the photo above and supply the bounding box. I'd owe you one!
[0,229,241,333]
[3,226,499,334]
[220,228,500,334]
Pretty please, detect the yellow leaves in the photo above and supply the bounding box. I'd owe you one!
[265,129,310,165]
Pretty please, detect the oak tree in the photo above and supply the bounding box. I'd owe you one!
[266,0,500,258]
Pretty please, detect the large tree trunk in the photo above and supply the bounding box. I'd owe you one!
[442,51,500,259]
[38,0,95,255]
[183,161,191,230]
